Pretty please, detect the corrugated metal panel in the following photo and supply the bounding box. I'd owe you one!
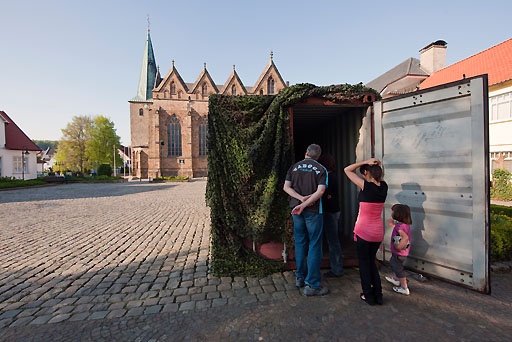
[373,76,489,293]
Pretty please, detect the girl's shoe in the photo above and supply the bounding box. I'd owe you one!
[392,286,410,295]
[385,276,400,286]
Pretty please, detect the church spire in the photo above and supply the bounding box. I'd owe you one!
[133,28,158,101]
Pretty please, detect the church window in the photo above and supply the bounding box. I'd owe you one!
[231,85,236,96]
[267,77,275,94]
[171,81,176,94]
[259,89,264,95]
[167,116,182,156]
[202,83,208,97]
[199,118,208,156]
[139,108,143,116]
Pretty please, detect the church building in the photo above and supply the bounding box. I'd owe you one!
[129,30,288,179]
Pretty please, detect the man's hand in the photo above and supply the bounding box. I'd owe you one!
[291,205,304,215]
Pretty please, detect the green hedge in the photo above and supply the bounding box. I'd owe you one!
[0,177,46,189]
[491,168,512,201]
[490,204,512,262]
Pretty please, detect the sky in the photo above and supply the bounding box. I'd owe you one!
[1,0,510,146]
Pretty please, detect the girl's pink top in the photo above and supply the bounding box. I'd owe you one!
[353,202,385,242]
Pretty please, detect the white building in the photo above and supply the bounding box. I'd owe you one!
[0,111,41,180]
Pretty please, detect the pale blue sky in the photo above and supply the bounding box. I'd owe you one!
[1,0,510,146]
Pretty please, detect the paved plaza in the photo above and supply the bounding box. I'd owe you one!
[0,180,511,341]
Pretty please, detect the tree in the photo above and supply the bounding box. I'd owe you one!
[86,115,122,172]
[55,115,93,173]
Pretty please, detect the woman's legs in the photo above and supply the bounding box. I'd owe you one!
[356,236,375,304]
[368,241,383,302]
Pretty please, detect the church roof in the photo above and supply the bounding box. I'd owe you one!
[0,111,41,151]
[252,52,286,92]
[419,38,512,89]
[130,30,158,102]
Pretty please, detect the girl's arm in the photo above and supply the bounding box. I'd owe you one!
[395,229,410,250]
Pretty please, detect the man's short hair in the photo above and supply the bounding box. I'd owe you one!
[306,144,322,160]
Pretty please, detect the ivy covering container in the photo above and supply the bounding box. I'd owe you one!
[206,83,380,277]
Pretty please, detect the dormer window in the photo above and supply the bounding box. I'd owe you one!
[231,85,236,96]
[267,77,275,95]
[202,83,208,97]
[170,81,176,94]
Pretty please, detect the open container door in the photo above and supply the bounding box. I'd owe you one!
[373,75,490,293]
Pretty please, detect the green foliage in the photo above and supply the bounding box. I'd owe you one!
[55,115,93,172]
[206,83,380,276]
[55,115,121,173]
[97,164,112,177]
[491,168,512,201]
[86,115,122,170]
[0,177,46,188]
[490,206,512,262]
[152,176,190,181]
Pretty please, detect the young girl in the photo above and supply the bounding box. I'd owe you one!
[385,204,412,295]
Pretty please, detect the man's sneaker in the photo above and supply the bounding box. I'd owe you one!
[303,285,329,296]
[385,276,400,286]
[295,277,305,288]
[393,286,410,295]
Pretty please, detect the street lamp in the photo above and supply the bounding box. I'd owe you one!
[21,148,30,180]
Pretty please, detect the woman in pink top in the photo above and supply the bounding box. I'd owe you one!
[344,158,388,305]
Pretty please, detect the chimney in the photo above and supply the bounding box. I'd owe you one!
[419,40,447,74]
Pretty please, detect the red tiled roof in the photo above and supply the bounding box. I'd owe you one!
[0,111,41,151]
[419,38,512,89]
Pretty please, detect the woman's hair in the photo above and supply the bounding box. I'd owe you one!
[391,204,412,224]
[360,164,383,181]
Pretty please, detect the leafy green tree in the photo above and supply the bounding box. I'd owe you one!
[86,115,122,172]
[55,115,93,172]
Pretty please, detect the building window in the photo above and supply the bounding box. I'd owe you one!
[167,116,182,156]
[490,92,512,122]
[202,83,208,97]
[199,118,208,156]
[267,77,275,94]
[171,81,176,94]
[13,156,26,173]
[259,89,264,95]
[139,108,143,116]
[231,84,236,96]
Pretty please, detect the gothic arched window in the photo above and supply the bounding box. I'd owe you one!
[231,84,236,96]
[170,81,176,94]
[202,83,208,97]
[267,77,275,95]
[199,117,208,156]
[167,115,182,156]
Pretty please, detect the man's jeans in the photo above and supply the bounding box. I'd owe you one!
[293,211,323,289]
[324,211,343,275]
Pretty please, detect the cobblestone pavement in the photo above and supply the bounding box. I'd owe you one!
[1,180,511,341]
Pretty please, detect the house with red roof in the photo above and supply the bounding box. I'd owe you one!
[419,38,512,173]
[0,111,42,180]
